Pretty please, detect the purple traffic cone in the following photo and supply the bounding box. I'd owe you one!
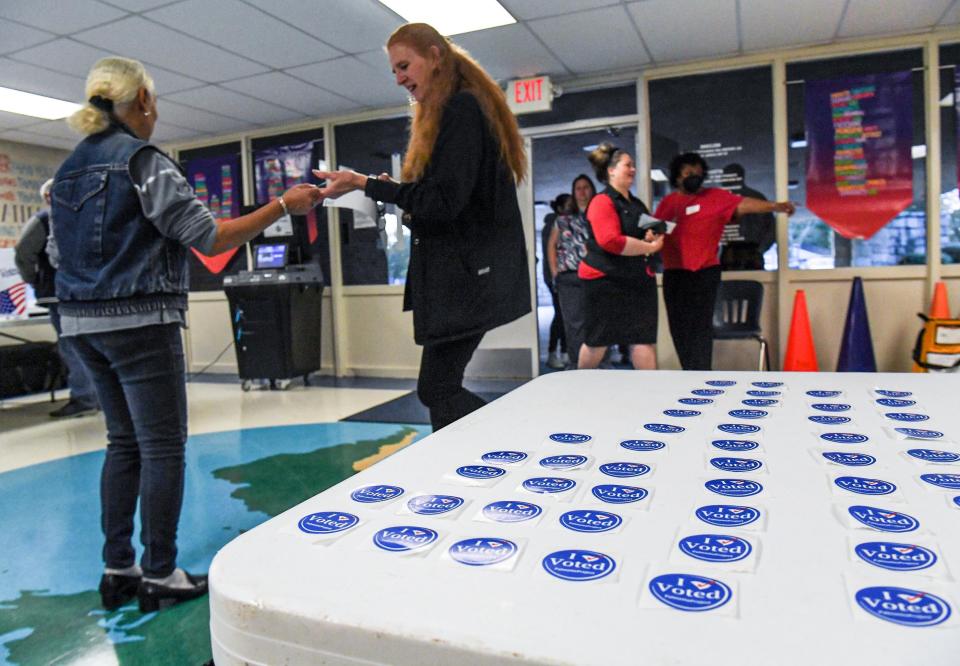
[836,277,877,372]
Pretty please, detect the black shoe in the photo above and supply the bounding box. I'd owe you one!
[50,400,99,418]
[138,570,208,613]
[99,572,141,611]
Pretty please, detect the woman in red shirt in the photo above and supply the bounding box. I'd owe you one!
[654,152,795,370]
[578,143,664,370]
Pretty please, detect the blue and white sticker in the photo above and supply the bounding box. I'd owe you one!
[855,586,951,627]
[448,538,518,567]
[894,427,945,440]
[746,390,780,397]
[456,465,505,480]
[539,454,590,471]
[679,397,714,406]
[592,484,649,504]
[953,496,960,509]
[809,415,853,426]
[752,381,783,388]
[664,409,701,418]
[693,388,724,396]
[835,476,897,496]
[707,380,737,387]
[406,494,464,516]
[875,390,913,398]
[559,509,623,533]
[679,534,752,563]
[522,477,576,494]
[742,399,778,408]
[481,450,528,465]
[542,549,616,582]
[599,461,651,478]
[373,526,438,552]
[920,473,960,490]
[717,423,761,435]
[812,403,852,412]
[885,412,930,423]
[350,484,405,504]
[705,478,763,497]
[620,439,666,452]
[807,390,842,398]
[297,511,360,535]
[695,504,761,528]
[848,505,919,533]
[821,432,869,445]
[822,451,877,467]
[712,439,759,452]
[907,449,960,464]
[710,457,763,473]
[481,500,542,523]
[854,541,937,572]
[649,573,733,612]
[876,398,916,408]
[643,423,686,434]
[548,432,592,444]
[728,409,768,420]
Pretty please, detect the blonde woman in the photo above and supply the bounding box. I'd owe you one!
[51,57,320,612]
[315,23,530,430]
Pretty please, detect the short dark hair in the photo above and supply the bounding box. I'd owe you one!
[551,193,572,214]
[669,152,709,188]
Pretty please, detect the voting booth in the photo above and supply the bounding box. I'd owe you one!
[209,370,960,664]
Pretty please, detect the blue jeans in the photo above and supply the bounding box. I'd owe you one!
[69,323,187,578]
[48,306,99,408]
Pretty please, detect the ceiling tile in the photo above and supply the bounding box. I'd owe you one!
[0,129,77,150]
[0,58,85,100]
[72,16,268,82]
[100,0,195,11]
[221,71,362,116]
[256,0,402,54]
[0,1,127,35]
[14,119,81,142]
[839,0,953,37]
[627,0,739,63]
[500,0,619,21]
[155,99,251,134]
[740,0,846,51]
[453,23,569,80]
[0,19,56,56]
[145,0,342,69]
[941,2,960,25]
[287,56,408,107]
[150,121,204,143]
[0,110,45,130]
[165,86,306,125]
[527,5,649,74]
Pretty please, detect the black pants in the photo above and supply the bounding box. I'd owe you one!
[548,285,566,354]
[418,333,486,431]
[555,271,585,366]
[663,266,722,371]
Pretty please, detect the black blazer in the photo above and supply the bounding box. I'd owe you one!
[365,91,531,345]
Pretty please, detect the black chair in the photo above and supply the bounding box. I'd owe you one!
[712,280,772,371]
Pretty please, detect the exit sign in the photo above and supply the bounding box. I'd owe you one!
[506,75,553,114]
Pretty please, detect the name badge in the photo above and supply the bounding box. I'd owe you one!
[685,204,701,215]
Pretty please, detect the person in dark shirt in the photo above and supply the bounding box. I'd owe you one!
[719,163,776,270]
[314,23,530,431]
[543,193,571,369]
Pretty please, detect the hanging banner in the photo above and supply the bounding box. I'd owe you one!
[184,154,245,289]
[253,141,321,244]
[805,70,913,240]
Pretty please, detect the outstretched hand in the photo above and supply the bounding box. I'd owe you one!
[282,183,322,214]
[312,169,363,201]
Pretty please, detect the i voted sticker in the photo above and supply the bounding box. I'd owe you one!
[812,403,851,412]
[543,549,616,582]
[621,439,665,452]
[679,534,752,563]
[373,526,438,552]
[877,398,916,408]
[746,390,780,397]
[848,505,919,533]
[482,500,542,523]
[717,423,761,435]
[742,399,777,407]
[457,465,505,480]
[835,476,897,496]
[705,478,763,497]
[710,457,763,473]
[885,412,929,423]
[522,477,576,494]
[823,452,876,467]
[712,439,759,452]
[953,496,960,509]
[549,432,592,444]
[752,381,783,388]
[809,415,852,425]
[407,494,464,516]
[481,450,528,464]
[696,504,761,528]
[599,462,651,478]
[920,473,960,490]
[707,380,737,387]
[907,449,960,464]
[350,484,404,504]
[664,409,701,418]
[895,427,945,440]
[539,454,589,471]
[448,538,517,567]
[728,409,767,420]
[807,390,842,398]
[855,586,951,627]
[679,397,714,405]
[854,541,937,572]
[821,432,869,445]
[644,423,685,434]
[592,484,648,504]
[875,390,913,398]
[693,388,724,396]
[559,509,623,533]
[649,573,732,612]
[297,511,359,535]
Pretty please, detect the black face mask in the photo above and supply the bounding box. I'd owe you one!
[681,174,704,192]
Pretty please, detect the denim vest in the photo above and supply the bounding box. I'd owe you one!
[51,123,188,317]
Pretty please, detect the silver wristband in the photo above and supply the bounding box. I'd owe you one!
[278,195,289,216]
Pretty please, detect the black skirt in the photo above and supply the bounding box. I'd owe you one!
[582,274,658,347]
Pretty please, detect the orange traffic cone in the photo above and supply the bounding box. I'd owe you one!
[929,281,950,319]
[783,290,818,371]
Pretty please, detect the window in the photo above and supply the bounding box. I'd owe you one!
[940,43,960,265]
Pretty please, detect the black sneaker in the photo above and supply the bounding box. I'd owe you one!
[50,400,99,418]
[138,570,208,613]
[99,572,141,611]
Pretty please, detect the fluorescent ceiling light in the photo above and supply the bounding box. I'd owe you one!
[651,169,668,182]
[790,138,808,149]
[911,144,926,159]
[940,92,954,107]
[0,86,81,120]
[378,0,515,36]
[582,144,599,152]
